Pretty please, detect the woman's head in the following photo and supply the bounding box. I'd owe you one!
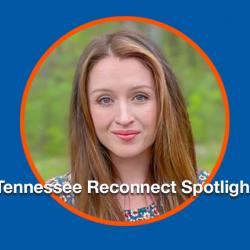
[70,29,197,220]
[88,56,158,160]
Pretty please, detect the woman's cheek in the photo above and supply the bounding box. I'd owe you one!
[92,109,113,128]
[146,104,158,129]
[136,102,157,119]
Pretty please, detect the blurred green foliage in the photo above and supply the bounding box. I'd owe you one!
[25,21,225,180]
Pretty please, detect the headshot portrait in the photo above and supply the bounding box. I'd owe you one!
[22,17,228,224]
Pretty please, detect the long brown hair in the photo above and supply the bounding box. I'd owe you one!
[69,29,197,220]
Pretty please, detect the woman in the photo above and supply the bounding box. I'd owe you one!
[47,30,209,221]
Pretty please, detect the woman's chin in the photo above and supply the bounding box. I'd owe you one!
[111,151,139,159]
[108,146,148,160]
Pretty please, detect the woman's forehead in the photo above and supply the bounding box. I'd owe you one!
[88,56,155,93]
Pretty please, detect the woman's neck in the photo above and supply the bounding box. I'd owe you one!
[110,148,156,210]
[110,148,152,185]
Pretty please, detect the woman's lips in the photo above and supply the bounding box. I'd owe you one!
[112,130,140,141]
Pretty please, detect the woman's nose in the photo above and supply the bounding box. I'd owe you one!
[115,101,134,126]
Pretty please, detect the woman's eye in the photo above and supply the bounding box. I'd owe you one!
[98,96,113,105]
[133,94,149,102]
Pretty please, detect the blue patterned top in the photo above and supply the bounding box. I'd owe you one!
[47,170,209,221]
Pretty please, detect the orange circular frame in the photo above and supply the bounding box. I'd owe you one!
[20,16,230,226]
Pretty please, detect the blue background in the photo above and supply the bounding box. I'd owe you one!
[0,1,249,248]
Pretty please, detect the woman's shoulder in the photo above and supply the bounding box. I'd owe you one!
[197,169,209,184]
[46,172,71,185]
[46,172,75,206]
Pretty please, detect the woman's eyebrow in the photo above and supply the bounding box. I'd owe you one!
[89,88,113,95]
[89,85,154,95]
[129,85,154,91]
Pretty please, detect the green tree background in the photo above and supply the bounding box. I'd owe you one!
[25,21,225,180]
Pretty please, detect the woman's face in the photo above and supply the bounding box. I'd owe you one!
[88,56,158,159]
